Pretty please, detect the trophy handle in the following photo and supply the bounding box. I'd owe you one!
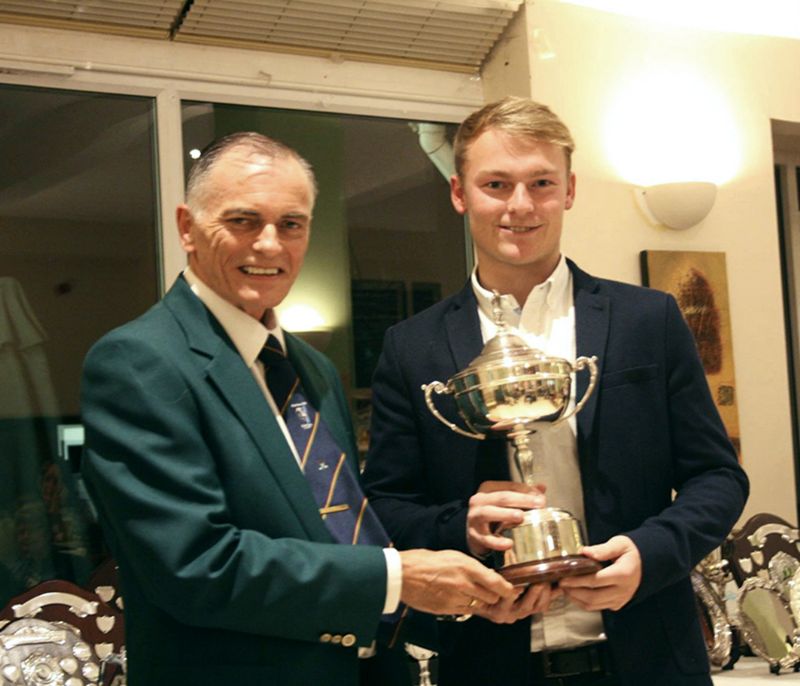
[422,382,485,441]
[556,355,599,424]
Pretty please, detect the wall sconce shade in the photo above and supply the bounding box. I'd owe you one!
[635,181,717,230]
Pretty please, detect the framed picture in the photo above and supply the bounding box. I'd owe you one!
[641,250,741,458]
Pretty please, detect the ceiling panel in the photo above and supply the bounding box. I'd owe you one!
[0,0,522,71]
[0,0,183,36]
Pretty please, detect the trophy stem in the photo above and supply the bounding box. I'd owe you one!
[509,424,538,486]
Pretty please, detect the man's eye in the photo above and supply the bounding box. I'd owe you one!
[533,179,554,188]
[485,181,505,189]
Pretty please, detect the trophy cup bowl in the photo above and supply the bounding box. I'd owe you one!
[422,295,600,586]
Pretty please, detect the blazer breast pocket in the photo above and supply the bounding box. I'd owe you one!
[601,364,658,390]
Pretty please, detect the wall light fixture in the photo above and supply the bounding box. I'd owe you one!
[634,181,717,230]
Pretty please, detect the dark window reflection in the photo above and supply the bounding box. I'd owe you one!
[0,85,159,602]
[181,103,468,456]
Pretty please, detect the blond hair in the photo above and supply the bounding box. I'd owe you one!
[454,96,575,177]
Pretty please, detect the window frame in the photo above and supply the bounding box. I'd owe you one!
[0,24,480,291]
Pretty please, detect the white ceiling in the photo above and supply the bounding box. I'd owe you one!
[556,0,800,40]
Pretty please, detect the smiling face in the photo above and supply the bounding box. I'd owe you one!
[177,146,314,323]
[451,128,575,301]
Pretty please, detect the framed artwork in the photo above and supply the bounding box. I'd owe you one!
[640,250,741,458]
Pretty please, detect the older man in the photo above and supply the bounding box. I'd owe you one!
[80,132,516,686]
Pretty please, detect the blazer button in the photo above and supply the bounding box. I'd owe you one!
[332,634,342,645]
[320,633,333,644]
[342,634,356,648]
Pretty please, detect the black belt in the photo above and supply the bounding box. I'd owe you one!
[530,643,615,684]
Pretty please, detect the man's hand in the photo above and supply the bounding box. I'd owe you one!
[467,480,545,557]
[399,549,518,616]
[475,582,562,624]
[558,535,642,611]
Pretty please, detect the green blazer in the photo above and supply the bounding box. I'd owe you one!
[80,276,387,686]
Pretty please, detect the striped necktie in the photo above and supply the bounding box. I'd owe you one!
[260,335,391,547]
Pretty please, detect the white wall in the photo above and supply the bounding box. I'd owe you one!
[483,1,800,524]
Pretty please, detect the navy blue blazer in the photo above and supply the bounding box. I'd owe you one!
[362,260,748,686]
[81,277,388,686]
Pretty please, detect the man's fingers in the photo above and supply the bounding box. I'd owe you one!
[474,582,556,623]
[559,536,642,611]
[398,549,517,616]
[562,584,625,612]
[468,531,514,552]
[559,572,601,590]
[470,491,544,511]
[467,490,545,557]
[579,534,635,563]
[469,504,528,526]
[477,480,545,494]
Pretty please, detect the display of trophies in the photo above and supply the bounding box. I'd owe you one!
[422,292,600,586]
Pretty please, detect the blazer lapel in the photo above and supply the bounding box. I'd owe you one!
[569,260,610,443]
[444,282,484,372]
[163,279,330,541]
[443,282,510,479]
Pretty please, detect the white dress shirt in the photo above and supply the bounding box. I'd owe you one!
[471,255,606,651]
[183,268,401,615]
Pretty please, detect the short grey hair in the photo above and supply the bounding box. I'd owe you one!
[185,131,317,213]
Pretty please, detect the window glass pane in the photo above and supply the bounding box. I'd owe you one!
[181,103,467,454]
[0,85,160,600]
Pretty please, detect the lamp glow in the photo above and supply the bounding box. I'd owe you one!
[278,303,326,331]
[603,65,740,186]
[277,304,332,350]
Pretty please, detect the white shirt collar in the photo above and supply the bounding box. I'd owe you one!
[471,255,571,327]
[183,267,286,366]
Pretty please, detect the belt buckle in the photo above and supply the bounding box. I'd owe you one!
[542,646,603,678]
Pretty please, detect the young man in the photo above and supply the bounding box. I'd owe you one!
[362,97,749,686]
[80,132,517,686]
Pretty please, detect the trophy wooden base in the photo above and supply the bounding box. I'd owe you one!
[499,555,602,586]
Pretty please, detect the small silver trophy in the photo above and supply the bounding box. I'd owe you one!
[422,292,600,585]
[405,643,436,686]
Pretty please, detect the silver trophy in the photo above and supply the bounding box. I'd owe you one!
[422,292,600,585]
[405,643,436,686]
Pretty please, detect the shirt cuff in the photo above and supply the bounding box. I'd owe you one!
[382,547,402,614]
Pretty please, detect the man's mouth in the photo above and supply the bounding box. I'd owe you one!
[500,225,540,233]
[240,266,280,275]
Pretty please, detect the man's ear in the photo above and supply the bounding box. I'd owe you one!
[565,172,576,210]
[450,174,467,215]
[176,205,195,254]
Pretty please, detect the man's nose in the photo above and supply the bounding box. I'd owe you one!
[507,183,534,214]
[253,224,280,251]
